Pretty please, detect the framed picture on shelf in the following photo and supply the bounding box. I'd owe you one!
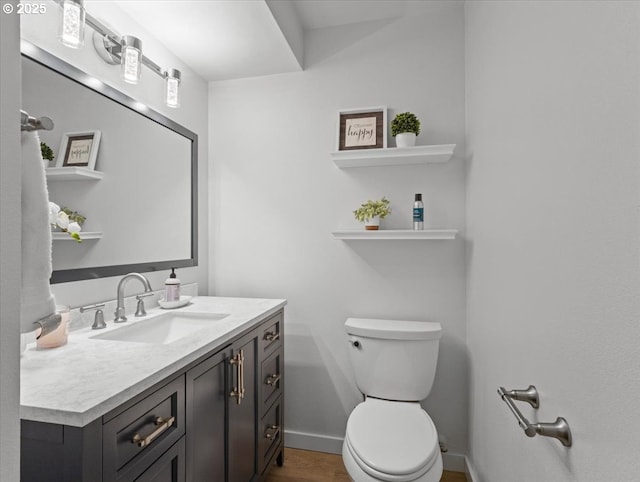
[337,107,387,151]
[57,130,101,169]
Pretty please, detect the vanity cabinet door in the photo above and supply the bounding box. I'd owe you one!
[185,331,259,482]
[228,332,259,482]
[185,349,228,482]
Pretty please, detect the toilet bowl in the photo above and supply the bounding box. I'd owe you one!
[342,398,442,482]
[342,318,443,482]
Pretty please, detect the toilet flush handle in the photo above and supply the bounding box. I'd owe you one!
[348,338,361,348]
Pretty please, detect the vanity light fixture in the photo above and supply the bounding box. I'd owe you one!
[165,68,181,108]
[53,0,181,108]
[121,36,143,84]
[58,0,85,49]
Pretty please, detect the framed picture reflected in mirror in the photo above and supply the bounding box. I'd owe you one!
[58,130,101,169]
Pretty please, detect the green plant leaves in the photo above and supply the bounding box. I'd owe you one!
[61,206,86,226]
[353,197,391,222]
[40,142,54,162]
[391,112,421,137]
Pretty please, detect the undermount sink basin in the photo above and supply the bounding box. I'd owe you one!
[90,311,229,345]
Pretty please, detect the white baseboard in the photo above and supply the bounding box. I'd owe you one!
[285,430,470,476]
[465,455,480,482]
[284,429,344,455]
[442,452,466,472]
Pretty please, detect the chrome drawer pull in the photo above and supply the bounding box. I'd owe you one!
[264,425,280,440]
[131,416,176,448]
[265,373,281,386]
[264,331,280,342]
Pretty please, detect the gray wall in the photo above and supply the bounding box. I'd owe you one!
[465,1,640,480]
[210,3,468,463]
[0,3,21,480]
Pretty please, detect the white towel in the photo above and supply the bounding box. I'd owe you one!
[20,131,56,334]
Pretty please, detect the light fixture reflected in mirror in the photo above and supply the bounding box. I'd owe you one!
[59,0,85,48]
[121,36,142,84]
[165,69,181,108]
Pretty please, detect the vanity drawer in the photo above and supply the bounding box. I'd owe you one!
[259,398,283,473]
[260,311,283,354]
[135,437,185,482]
[103,375,185,482]
[261,349,282,409]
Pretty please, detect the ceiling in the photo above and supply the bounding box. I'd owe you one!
[112,0,456,82]
[291,0,413,30]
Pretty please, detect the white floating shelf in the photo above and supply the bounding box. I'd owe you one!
[52,231,102,241]
[331,144,456,168]
[46,167,103,181]
[332,229,458,240]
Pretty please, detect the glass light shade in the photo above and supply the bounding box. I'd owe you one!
[59,0,85,49]
[121,36,142,84]
[165,69,181,108]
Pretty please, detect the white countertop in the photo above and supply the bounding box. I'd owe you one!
[20,296,286,427]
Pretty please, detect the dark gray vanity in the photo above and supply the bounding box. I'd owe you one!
[20,299,285,482]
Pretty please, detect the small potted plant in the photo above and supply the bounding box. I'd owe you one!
[40,142,54,164]
[391,112,421,148]
[353,197,391,230]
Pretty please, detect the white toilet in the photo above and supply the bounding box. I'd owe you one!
[342,318,443,482]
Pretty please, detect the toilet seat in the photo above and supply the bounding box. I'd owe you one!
[344,398,439,482]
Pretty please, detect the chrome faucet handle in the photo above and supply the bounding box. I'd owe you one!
[135,293,154,317]
[114,273,153,323]
[80,303,107,330]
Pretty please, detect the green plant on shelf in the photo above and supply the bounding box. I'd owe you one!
[391,112,421,137]
[40,142,54,162]
[353,197,391,222]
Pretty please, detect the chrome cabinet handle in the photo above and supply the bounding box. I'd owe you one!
[131,416,175,448]
[239,350,245,402]
[265,373,280,386]
[229,350,245,405]
[264,331,280,342]
[264,425,280,440]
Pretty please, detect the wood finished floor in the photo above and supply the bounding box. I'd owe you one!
[265,448,467,482]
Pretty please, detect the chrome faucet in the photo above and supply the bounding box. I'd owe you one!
[114,273,153,323]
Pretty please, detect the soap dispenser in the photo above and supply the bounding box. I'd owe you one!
[164,268,181,302]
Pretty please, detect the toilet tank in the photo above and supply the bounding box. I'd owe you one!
[345,318,442,401]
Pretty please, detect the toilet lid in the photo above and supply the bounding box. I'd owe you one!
[345,399,439,479]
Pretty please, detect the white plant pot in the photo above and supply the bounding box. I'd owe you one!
[395,132,417,148]
[364,216,380,230]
